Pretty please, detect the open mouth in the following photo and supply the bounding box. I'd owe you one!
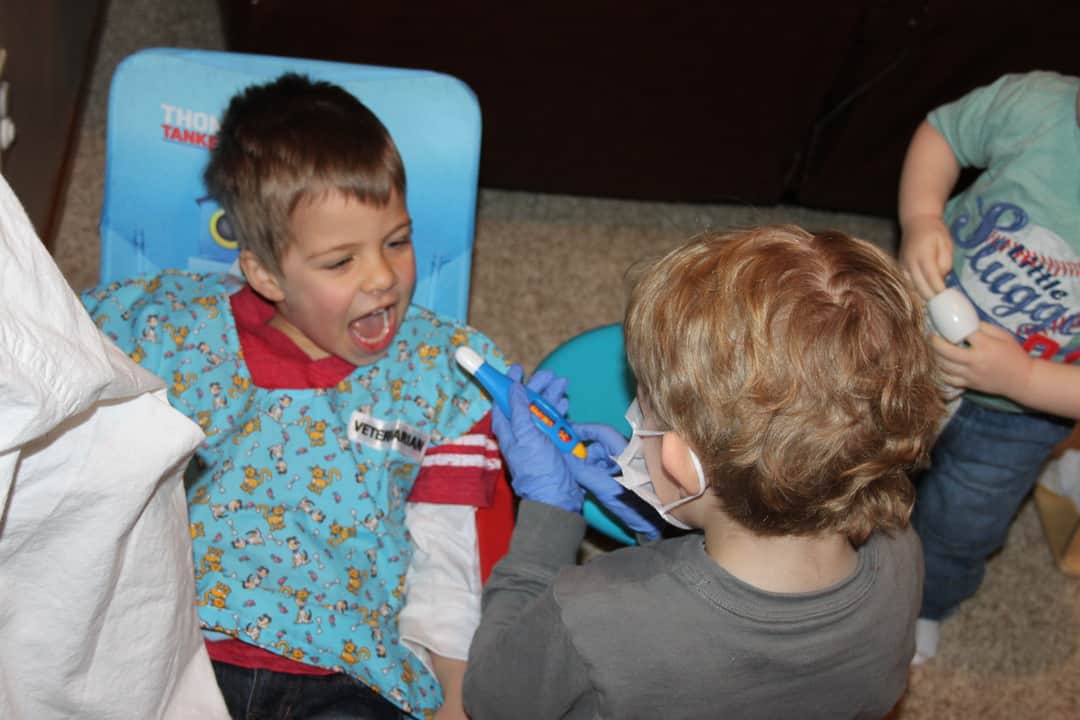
[349,307,393,351]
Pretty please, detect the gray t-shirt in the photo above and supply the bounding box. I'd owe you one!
[464,501,922,720]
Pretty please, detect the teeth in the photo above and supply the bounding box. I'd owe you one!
[353,308,390,342]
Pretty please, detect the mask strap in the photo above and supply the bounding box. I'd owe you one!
[688,450,708,497]
[657,448,709,514]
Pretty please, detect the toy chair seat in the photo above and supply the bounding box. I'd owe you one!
[99,48,481,322]
[536,323,639,544]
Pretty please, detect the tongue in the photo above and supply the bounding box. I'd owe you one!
[352,310,387,340]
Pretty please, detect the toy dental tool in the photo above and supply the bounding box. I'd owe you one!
[927,287,979,343]
[455,346,588,459]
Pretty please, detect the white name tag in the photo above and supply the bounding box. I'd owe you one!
[347,411,429,461]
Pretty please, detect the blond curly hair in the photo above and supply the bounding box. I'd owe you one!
[624,225,944,543]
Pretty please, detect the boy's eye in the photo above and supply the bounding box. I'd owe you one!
[325,256,352,270]
[388,234,412,250]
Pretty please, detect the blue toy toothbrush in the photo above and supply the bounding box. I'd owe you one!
[455,346,588,459]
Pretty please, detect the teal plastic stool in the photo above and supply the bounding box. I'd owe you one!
[536,323,638,545]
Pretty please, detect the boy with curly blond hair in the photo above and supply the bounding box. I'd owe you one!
[464,225,945,719]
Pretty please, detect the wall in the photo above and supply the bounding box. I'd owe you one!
[0,0,105,246]
[219,0,1080,218]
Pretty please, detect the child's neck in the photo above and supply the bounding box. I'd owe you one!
[268,311,330,360]
[703,518,857,594]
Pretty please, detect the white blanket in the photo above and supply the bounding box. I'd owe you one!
[0,175,227,719]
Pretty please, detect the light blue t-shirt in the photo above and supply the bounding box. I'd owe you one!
[929,71,1080,413]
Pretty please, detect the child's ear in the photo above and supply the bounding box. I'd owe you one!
[660,432,702,497]
[240,249,285,302]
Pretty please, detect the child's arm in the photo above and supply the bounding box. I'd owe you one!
[400,502,481,714]
[463,374,598,716]
[400,408,510,718]
[898,120,961,300]
[933,323,1080,419]
[463,500,594,718]
[429,654,468,720]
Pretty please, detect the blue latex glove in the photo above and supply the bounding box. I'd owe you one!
[568,423,664,541]
[491,366,584,513]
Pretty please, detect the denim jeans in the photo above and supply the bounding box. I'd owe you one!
[912,399,1074,620]
[212,661,410,720]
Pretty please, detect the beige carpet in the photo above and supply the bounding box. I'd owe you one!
[48,1,1080,718]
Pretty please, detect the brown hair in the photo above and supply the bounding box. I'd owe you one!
[624,225,944,543]
[204,73,406,275]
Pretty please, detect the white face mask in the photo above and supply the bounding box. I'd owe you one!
[613,400,708,531]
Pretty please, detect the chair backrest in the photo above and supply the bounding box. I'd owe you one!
[100,48,481,322]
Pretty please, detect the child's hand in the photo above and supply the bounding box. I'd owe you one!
[568,423,664,541]
[491,367,585,512]
[931,322,1033,400]
[899,215,953,301]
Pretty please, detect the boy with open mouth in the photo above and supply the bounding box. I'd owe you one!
[83,72,511,720]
